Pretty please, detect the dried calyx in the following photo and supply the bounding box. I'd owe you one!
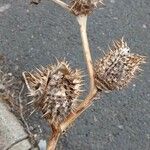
[23,60,83,125]
[30,0,104,16]
[94,38,145,92]
[69,0,104,16]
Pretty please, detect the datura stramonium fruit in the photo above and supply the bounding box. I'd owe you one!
[69,0,104,16]
[23,61,83,125]
[94,38,145,92]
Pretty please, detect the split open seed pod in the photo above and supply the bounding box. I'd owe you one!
[69,0,104,16]
[23,61,83,125]
[94,38,145,92]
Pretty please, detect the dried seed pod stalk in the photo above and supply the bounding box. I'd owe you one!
[23,61,83,125]
[94,38,145,92]
[69,0,104,16]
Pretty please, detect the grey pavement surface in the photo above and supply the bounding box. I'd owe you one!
[0,100,31,150]
[0,0,150,150]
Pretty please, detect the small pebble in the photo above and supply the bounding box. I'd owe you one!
[118,125,124,129]
[142,24,147,29]
[93,115,98,122]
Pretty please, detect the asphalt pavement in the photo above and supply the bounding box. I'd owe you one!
[0,0,150,149]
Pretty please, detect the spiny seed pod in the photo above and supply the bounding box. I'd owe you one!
[23,61,83,125]
[69,0,104,16]
[94,38,145,92]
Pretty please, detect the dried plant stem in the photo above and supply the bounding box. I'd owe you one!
[60,89,97,131]
[77,15,96,91]
[60,15,97,131]
[47,125,61,150]
[47,15,97,150]
[51,0,69,11]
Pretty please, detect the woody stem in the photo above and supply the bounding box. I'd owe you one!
[52,0,69,10]
[60,15,97,132]
[47,125,61,150]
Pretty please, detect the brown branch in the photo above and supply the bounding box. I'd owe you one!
[60,89,97,131]
[47,15,97,150]
[47,124,61,150]
[51,0,70,11]
[77,15,96,91]
[60,15,97,132]
[46,3,98,148]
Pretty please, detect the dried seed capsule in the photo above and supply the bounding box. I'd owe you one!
[94,38,145,92]
[23,61,83,125]
[69,0,104,16]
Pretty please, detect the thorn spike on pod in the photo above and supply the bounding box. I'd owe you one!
[26,100,35,105]
[108,45,112,52]
[53,56,60,65]
[36,68,44,75]
[29,108,38,117]
[102,50,106,55]
[23,60,83,125]
[94,38,145,92]
[42,109,51,118]
[121,36,125,42]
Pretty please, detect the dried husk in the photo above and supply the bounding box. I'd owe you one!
[23,61,83,125]
[69,0,104,16]
[94,38,145,92]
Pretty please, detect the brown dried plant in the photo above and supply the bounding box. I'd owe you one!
[69,0,104,15]
[23,1,145,150]
[95,38,145,91]
[23,61,83,125]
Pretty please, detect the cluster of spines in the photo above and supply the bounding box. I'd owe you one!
[23,60,83,125]
[69,0,104,16]
[30,0,104,16]
[94,38,145,92]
